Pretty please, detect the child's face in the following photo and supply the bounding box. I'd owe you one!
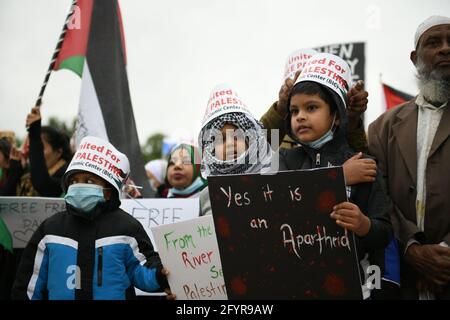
[167,148,194,189]
[290,93,337,143]
[68,172,112,200]
[214,123,247,161]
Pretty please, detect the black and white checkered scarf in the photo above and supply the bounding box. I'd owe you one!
[199,112,274,178]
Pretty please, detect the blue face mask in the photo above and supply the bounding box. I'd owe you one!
[303,114,337,150]
[65,183,106,213]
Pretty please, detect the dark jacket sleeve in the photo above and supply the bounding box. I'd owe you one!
[259,102,287,149]
[28,120,64,197]
[346,118,368,153]
[0,160,23,196]
[11,223,48,300]
[352,170,392,252]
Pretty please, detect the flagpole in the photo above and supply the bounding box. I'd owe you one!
[35,0,78,108]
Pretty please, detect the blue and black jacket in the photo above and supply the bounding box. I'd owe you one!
[12,198,166,300]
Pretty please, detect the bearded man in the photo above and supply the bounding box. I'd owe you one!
[369,15,450,300]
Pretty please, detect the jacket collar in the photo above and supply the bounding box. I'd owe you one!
[392,100,418,184]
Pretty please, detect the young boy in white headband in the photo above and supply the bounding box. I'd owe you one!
[13,136,173,300]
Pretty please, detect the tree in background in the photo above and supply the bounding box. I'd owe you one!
[28,115,165,165]
[47,117,76,138]
[142,133,165,163]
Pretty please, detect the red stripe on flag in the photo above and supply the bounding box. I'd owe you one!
[383,84,410,110]
[54,0,94,70]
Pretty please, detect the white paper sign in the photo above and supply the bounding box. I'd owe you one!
[0,197,199,250]
[120,198,199,251]
[201,84,252,128]
[0,197,65,248]
[284,48,317,80]
[296,53,353,105]
[151,215,228,300]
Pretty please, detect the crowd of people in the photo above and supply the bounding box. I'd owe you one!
[0,15,449,300]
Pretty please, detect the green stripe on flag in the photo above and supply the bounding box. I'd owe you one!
[0,216,12,253]
[58,56,85,77]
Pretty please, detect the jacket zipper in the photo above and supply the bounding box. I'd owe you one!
[315,153,321,166]
[97,247,103,287]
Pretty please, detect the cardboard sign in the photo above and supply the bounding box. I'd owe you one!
[315,42,365,84]
[296,53,352,105]
[201,84,252,128]
[120,198,200,251]
[208,168,363,300]
[284,48,318,80]
[151,215,227,300]
[0,197,65,249]
[67,136,130,194]
[0,197,199,249]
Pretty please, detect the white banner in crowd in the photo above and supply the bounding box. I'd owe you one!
[152,215,228,300]
[283,48,318,80]
[120,198,199,251]
[295,53,353,105]
[0,197,199,249]
[0,197,66,249]
[201,84,252,128]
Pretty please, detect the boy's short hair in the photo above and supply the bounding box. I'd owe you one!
[289,81,337,115]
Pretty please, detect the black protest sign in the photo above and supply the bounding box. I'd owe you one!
[208,167,363,300]
[315,42,365,84]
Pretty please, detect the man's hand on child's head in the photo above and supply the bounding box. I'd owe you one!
[330,202,371,237]
[277,71,301,117]
[346,80,368,130]
[343,152,377,185]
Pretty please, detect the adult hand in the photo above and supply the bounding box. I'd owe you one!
[405,244,450,286]
[343,152,377,185]
[25,106,41,128]
[347,80,368,130]
[276,71,301,117]
[330,202,371,237]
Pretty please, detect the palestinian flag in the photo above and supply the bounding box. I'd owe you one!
[53,0,151,196]
[382,82,414,110]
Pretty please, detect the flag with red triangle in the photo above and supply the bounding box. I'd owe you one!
[53,0,151,196]
[382,82,414,110]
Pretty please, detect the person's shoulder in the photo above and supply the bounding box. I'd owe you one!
[371,99,416,127]
[37,210,69,232]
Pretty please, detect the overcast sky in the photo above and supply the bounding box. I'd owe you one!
[1,0,449,144]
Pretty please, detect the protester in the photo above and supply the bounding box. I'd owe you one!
[164,143,207,198]
[10,107,72,197]
[145,159,168,197]
[368,15,450,299]
[279,53,397,299]
[12,136,173,300]
[198,84,379,218]
[260,48,369,152]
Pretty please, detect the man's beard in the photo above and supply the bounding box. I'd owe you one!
[416,58,450,105]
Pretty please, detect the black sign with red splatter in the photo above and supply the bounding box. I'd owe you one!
[208,167,363,299]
